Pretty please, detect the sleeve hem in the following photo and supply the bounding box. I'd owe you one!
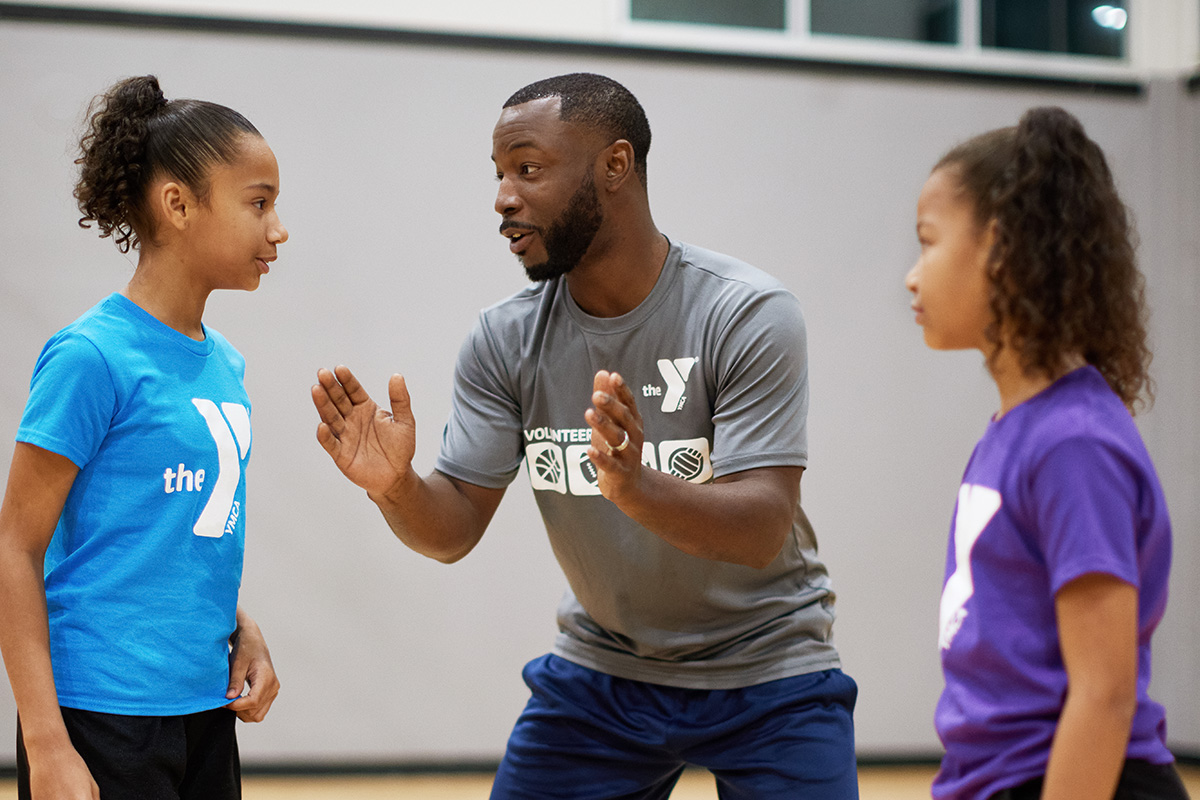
[712,452,807,479]
[433,459,519,491]
[15,430,91,469]
[1049,562,1138,596]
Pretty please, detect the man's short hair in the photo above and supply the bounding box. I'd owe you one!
[505,73,651,186]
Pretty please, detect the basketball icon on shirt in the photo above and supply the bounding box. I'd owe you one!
[536,448,563,483]
[527,442,567,494]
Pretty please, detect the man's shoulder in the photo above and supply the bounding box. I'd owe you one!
[465,280,557,350]
[670,241,801,331]
[479,280,552,319]
[673,240,789,296]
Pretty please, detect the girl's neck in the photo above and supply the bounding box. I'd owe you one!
[988,347,1086,419]
[123,249,210,341]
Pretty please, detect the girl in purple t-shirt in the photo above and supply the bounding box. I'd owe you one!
[905,107,1188,800]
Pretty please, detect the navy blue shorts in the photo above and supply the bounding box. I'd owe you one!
[491,654,859,799]
[17,707,240,800]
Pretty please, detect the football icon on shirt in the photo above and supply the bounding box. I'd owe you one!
[578,451,599,485]
[565,445,602,496]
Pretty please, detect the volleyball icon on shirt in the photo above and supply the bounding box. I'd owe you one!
[658,438,713,485]
[667,447,705,481]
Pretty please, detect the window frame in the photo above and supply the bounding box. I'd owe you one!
[616,0,1144,83]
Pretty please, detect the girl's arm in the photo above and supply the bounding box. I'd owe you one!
[1041,572,1139,800]
[0,442,99,799]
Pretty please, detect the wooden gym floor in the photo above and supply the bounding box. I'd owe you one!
[2,763,1198,798]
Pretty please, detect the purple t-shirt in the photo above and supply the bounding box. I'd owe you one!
[933,366,1173,800]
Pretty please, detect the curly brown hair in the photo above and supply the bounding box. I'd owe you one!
[935,106,1152,413]
[74,75,260,253]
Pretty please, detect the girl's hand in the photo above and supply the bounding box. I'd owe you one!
[225,609,279,723]
[26,741,100,800]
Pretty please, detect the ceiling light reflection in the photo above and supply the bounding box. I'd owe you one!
[1092,5,1128,31]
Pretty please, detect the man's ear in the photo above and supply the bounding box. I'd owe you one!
[600,140,635,191]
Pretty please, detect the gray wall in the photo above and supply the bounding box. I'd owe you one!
[1,16,1197,766]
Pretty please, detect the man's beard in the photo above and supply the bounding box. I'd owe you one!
[523,172,604,283]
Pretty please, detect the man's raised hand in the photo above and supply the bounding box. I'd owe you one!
[312,366,416,499]
[585,370,645,502]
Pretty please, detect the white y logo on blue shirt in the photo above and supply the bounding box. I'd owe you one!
[190,399,251,538]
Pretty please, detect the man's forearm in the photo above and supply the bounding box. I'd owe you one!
[370,471,495,564]
[609,467,797,568]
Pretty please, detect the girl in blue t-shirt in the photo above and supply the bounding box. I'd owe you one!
[0,75,286,799]
[905,107,1188,799]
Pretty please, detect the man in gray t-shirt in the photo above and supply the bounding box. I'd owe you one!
[313,73,857,799]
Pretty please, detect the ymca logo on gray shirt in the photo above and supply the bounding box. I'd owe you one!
[644,356,697,412]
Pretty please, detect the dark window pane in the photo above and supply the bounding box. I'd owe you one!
[811,0,959,44]
[981,0,1126,57]
[630,0,786,30]
[1068,0,1125,57]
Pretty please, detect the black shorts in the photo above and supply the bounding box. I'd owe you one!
[990,758,1191,800]
[17,706,240,800]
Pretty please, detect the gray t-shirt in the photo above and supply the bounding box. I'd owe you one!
[436,239,840,689]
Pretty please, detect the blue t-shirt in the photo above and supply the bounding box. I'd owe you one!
[932,366,1173,799]
[17,293,250,716]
